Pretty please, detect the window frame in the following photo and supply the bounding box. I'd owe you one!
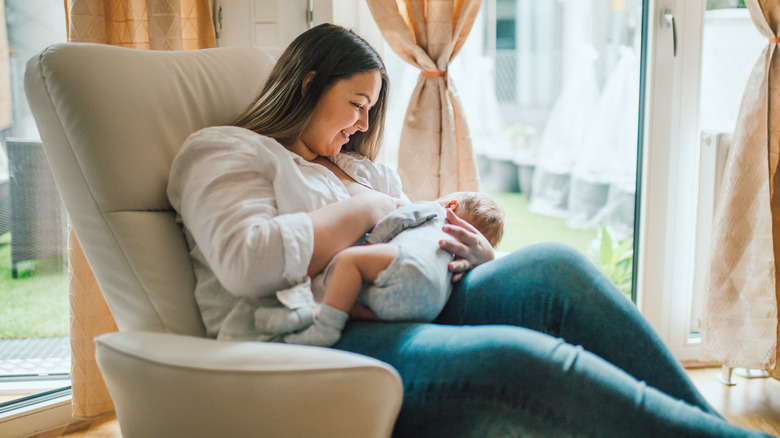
[636,0,707,361]
[0,388,77,436]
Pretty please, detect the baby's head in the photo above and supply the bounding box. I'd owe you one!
[437,192,505,248]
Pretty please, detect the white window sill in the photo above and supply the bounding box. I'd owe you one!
[0,391,79,437]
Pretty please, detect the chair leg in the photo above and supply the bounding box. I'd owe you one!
[11,261,17,279]
[717,365,737,386]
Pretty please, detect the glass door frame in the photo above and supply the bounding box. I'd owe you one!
[636,0,707,361]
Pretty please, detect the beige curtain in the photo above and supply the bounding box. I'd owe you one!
[0,1,11,130]
[366,0,481,201]
[68,0,215,50]
[701,0,780,380]
[68,227,118,417]
[65,0,215,418]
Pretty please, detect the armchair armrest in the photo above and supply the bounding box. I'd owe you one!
[95,331,403,438]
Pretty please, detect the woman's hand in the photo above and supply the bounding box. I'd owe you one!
[439,208,495,282]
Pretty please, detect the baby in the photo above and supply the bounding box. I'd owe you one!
[282,191,504,347]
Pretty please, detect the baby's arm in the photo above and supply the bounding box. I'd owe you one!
[284,244,399,347]
[367,202,442,244]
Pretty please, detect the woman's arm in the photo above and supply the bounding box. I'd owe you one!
[307,189,400,276]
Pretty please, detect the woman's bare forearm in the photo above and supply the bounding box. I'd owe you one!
[307,191,399,276]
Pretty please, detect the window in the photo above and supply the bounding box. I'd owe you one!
[647,0,762,360]
[383,0,645,300]
[381,1,763,360]
[0,0,71,416]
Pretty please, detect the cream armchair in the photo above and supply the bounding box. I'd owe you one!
[24,43,402,437]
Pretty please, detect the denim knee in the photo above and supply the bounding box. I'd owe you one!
[337,323,602,437]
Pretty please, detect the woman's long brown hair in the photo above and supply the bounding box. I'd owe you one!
[233,23,389,160]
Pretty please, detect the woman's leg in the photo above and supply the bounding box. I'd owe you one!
[436,242,717,416]
[334,322,768,438]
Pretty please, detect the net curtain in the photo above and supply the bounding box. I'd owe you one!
[366,0,481,201]
[64,0,216,418]
[701,0,780,380]
[0,1,11,131]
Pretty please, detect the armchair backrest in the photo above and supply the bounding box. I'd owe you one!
[24,43,274,336]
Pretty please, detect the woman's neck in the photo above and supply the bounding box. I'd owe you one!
[286,139,319,162]
[312,155,330,165]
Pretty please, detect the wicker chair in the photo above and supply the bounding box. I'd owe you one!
[0,178,8,236]
[6,138,67,278]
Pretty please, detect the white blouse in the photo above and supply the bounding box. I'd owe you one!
[168,126,408,337]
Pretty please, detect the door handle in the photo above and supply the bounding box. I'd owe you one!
[662,8,677,57]
[306,0,314,29]
[212,0,222,39]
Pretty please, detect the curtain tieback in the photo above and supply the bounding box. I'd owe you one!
[421,70,447,78]
[771,37,780,43]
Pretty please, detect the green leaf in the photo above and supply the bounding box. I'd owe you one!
[600,224,613,265]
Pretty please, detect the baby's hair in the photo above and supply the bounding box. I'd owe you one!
[439,192,505,248]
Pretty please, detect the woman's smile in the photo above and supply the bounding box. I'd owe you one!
[292,70,381,160]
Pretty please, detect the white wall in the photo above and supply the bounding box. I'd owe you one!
[217,0,382,58]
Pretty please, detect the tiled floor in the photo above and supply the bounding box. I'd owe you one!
[0,337,69,378]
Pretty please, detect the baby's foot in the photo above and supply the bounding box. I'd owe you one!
[254,306,315,336]
[284,304,348,347]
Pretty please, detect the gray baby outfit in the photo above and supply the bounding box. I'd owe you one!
[349,201,454,321]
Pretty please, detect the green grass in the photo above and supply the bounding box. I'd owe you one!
[489,192,598,254]
[0,233,69,339]
[489,192,634,299]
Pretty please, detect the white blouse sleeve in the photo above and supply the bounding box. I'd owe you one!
[168,127,313,298]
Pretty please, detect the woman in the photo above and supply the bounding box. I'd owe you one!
[168,23,771,437]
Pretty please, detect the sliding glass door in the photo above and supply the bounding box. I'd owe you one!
[383,0,646,300]
[0,0,70,409]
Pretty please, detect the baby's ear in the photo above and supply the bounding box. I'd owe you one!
[445,200,458,210]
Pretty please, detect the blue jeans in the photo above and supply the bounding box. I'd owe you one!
[333,243,771,437]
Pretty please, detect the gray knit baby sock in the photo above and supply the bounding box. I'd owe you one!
[254,306,316,336]
[284,304,348,347]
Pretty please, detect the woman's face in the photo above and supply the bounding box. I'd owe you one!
[293,70,382,160]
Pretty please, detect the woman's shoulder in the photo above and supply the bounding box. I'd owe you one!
[184,126,277,151]
[169,127,288,201]
[172,126,294,179]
